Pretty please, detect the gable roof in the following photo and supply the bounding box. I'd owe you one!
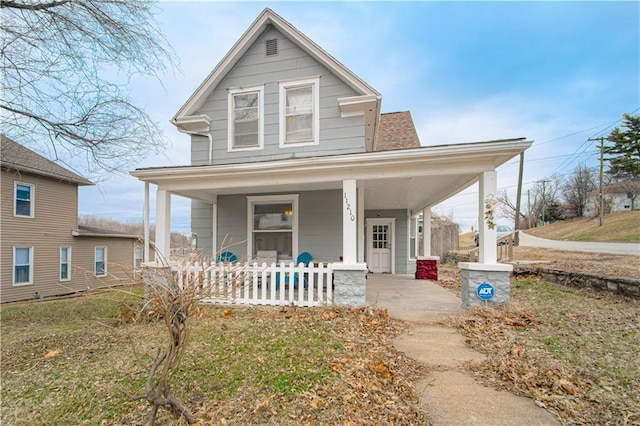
[73,225,140,239]
[174,8,379,121]
[375,111,421,151]
[0,134,93,186]
[172,8,382,150]
[587,180,640,197]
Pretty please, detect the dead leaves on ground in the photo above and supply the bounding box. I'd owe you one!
[444,280,640,425]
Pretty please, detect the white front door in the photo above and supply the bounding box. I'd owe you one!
[367,219,392,273]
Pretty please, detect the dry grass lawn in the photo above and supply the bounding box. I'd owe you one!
[438,265,640,426]
[523,211,640,243]
[1,289,427,425]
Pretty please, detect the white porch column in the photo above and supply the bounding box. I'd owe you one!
[478,170,498,264]
[357,187,365,263]
[211,197,217,256]
[342,179,357,264]
[422,207,432,257]
[143,182,150,263]
[155,189,171,265]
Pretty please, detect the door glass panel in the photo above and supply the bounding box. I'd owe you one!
[372,224,389,249]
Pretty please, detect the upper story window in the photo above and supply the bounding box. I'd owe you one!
[228,85,264,151]
[14,182,34,217]
[279,77,320,147]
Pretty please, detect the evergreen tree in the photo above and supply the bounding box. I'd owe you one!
[604,113,640,181]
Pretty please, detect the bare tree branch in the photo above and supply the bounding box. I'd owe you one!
[1,0,178,180]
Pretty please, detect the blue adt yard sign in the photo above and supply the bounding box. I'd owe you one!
[477,282,495,301]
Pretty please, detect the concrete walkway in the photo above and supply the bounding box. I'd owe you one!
[367,274,559,426]
[519,231,640,256]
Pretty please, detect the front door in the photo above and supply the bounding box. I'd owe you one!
[367,219,392,273]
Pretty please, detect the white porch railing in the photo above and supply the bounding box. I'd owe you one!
[173,261,334,307]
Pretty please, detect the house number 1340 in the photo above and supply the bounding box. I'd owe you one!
[344,192,356,222]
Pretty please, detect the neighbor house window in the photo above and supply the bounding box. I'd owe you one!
[13,246,33,286]
[228,85,264,151]
[247,195,299,260]
[279,77,320,147]
[134,245,143,268]
[14,182,34,217]
[60,247,71,281]
[95,247,107,276]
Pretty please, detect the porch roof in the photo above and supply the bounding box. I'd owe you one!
[131,138,532,214]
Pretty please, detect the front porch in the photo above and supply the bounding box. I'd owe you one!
[133,140,532,307]
[167,258,464,312]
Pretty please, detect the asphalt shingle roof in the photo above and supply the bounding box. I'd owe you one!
[375,111,422,151]
[0,134,92,185]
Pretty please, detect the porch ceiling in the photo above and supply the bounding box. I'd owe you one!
[131,138,532,214]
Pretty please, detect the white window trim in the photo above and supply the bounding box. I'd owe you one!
[13,246,34,286]
[409,214,419,261]
[227,84,264,152]
[246,194,299,260]
[95,246,107,277]
[14,181,35,218]
[279,76,320,148]
[134,243,143,269]
[60,246,71,282]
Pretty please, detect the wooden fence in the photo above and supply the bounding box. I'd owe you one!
[468,231,517,262]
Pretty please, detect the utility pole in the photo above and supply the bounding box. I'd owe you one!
[588,137,606,226]
[527,189,531,229]
[539,179,551,225]
[514,152,525,245]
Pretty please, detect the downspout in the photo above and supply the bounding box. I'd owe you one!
[170,119,214,164]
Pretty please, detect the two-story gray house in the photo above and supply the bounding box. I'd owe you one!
[1,135,144,303]
[132,9,531,282]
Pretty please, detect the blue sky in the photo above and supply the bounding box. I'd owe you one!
[78,1,640,232]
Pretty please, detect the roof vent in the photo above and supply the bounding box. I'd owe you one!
[266,38,278,56]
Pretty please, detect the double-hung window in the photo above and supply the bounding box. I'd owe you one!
[228,85,264,151]
[95,247,107,277]
[15,182,34,217]
[247,195,299,260]
[279,77,320,147]
[60,247,71,281]
[13,246,33,286]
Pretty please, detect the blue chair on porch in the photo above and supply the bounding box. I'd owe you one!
[276,252,313,289]
[217,251,237,263]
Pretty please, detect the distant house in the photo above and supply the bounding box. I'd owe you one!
[1,135,144,303]
[585,181,640,216]
[131,8,531,275]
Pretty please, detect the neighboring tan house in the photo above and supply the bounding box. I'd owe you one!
[131,8,531,275]
[1,135,144,303]
[585,181,640,216]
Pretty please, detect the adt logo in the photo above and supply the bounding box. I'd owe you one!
[476,282,495,300]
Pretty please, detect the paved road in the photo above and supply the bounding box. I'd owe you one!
[519,232,640,256]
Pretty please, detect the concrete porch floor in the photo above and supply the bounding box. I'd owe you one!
[365,273,463,322]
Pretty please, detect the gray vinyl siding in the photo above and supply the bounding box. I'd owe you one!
[298,190,342,262]
[1,168,137,303]
[199,190,343,262]
[192,25,365,166]
[191,199,213,254]
[365,209,411,275]
[216,195,249,259]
